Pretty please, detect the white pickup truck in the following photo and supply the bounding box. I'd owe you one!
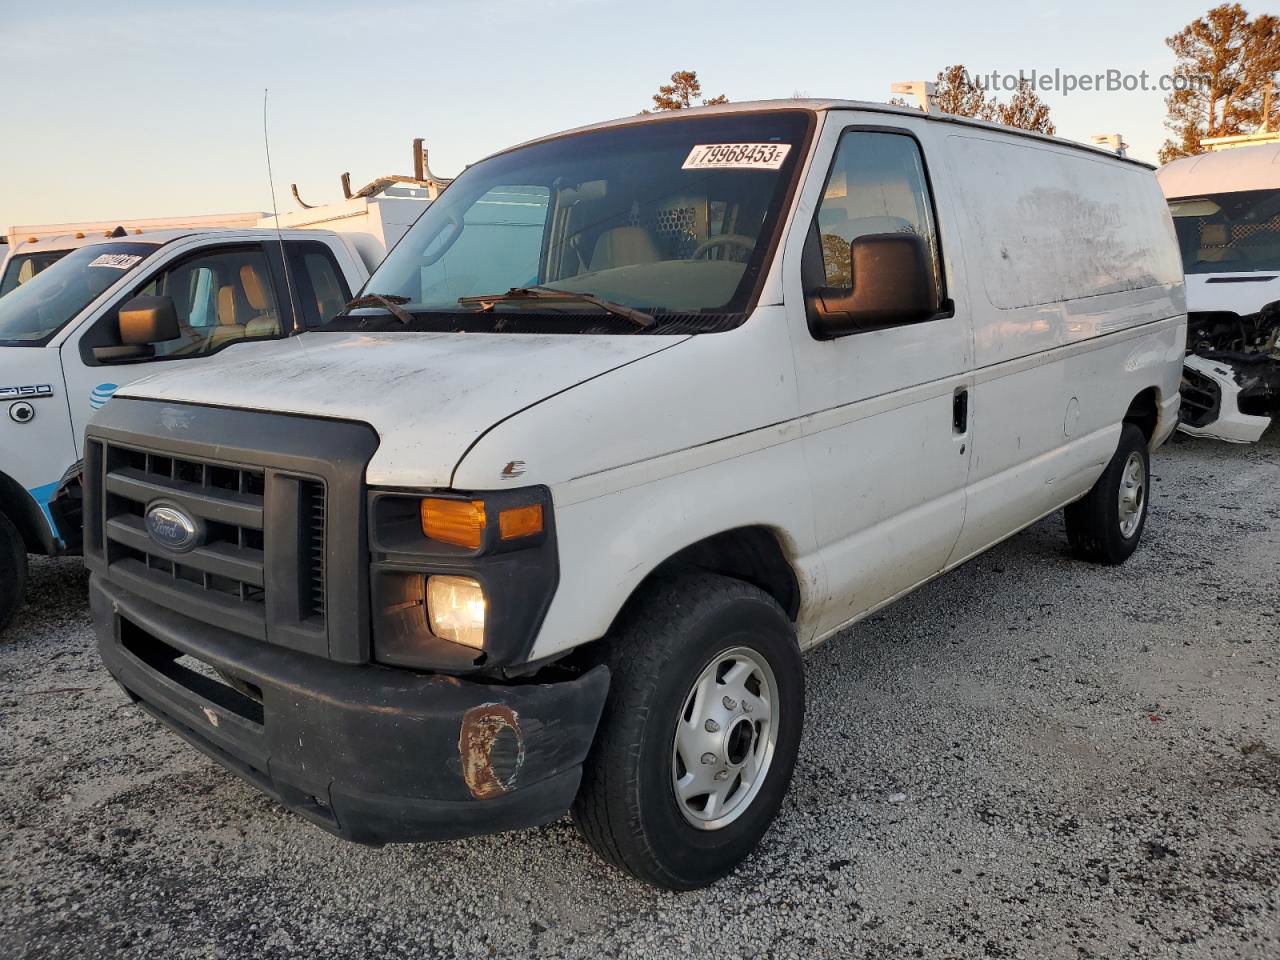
[0,203,428,629]
[84,100,1183,889]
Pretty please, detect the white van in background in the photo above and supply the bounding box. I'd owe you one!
[85,101,1185,889]
[1159,143,1280,442]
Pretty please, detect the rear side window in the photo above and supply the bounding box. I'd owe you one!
[289,243,352,328]
[814,131,942,291]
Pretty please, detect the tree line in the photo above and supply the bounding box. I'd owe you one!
[644,3,1279,163]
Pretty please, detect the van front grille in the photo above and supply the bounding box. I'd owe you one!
[83,399,379,662]
[93,441,326,642]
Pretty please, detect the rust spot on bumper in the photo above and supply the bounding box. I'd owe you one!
[459,703,525,799]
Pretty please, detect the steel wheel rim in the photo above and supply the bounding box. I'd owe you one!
[670,645,779,831]
[1118,451,1146,538]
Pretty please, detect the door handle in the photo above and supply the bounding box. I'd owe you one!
[953,388,969,434]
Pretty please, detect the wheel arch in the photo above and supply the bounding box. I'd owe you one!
[0,470,57,555]
[1124,386,1160,444]
[610,525,802,632]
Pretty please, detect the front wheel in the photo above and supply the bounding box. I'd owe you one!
[572,574,804,890]
[1064,422,1150,565]
[0,511,29,634]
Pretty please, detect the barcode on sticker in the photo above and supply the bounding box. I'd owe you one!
[683,143,792,170]
[87,253,143,270]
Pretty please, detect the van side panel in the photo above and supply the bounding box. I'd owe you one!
[944,134,1184,562]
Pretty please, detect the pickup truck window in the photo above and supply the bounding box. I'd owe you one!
[292,244,352,328]
[142,246,282,357]
[331,111,812,334]
[815,130,942,292]
[0,241,157,346]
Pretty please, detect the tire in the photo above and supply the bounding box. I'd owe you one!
[0,511,29,634]
[571,573,804,890]
[1064,422,1150,565]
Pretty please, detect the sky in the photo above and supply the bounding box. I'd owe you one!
[0,0,1236,227]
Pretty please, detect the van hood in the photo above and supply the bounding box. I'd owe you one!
[116,332,688,488]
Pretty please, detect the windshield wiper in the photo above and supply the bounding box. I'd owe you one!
[341,293,415,325]
[457,286,655,329]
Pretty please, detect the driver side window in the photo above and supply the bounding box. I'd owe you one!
[150,247,281,358]
[815,131,942,291]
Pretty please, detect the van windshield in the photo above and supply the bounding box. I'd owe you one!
[0,250,71,297]
[0,241,157,346]
[1168,189,1280,274]
[326,111,811,334]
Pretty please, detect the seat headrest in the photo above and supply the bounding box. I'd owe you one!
[240,264,270,311]
[216,285,239,327]
[590,227,660,272]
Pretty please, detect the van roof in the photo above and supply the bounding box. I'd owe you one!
[496,98,1155,170]
[1157,141,1280,197]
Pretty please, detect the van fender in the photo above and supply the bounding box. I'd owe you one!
[530,438,822,662]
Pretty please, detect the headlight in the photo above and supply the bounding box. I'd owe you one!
[369,485,558,672]
[426,575,486,649]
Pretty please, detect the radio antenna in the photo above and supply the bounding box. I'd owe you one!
[263,88,301,335]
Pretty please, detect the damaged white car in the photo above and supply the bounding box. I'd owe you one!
[1160,143,1280,443]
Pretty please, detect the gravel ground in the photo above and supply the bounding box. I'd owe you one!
[1,431,1277,960]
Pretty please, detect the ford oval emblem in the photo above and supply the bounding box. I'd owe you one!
[144,503,203,553]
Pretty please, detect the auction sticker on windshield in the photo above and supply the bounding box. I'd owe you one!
[683,143,792,170]
[87,254,143,270]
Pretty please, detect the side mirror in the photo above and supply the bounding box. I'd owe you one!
[806,233,940,339]
[118,294,180,345]
[91,294,181,363]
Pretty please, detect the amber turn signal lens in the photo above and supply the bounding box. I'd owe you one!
[498,504,544,540]
[420,498,486,549]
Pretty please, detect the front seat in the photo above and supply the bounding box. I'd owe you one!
[207,283,246,348]
[239,263,280,337]
[590,227,660,272]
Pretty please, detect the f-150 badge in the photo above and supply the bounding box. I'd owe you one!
[0,384,54,401]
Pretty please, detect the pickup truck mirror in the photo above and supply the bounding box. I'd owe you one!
[91,295,181,363]
[806,233,940,339]
[118,295,180,345]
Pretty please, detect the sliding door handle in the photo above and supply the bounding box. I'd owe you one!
[953,388,969,434]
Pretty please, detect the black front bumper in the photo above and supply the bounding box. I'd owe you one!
[92,575,610,845]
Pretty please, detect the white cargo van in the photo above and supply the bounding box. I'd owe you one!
[1159,143,1280,442]
[85,101,1185,889]
[0,202,429,629]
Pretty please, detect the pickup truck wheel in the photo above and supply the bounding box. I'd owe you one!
[571,573,803,890]
[1064,422,1149,565]
[0,511,28,634]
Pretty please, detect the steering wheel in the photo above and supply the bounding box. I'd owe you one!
[691,234,756,260]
